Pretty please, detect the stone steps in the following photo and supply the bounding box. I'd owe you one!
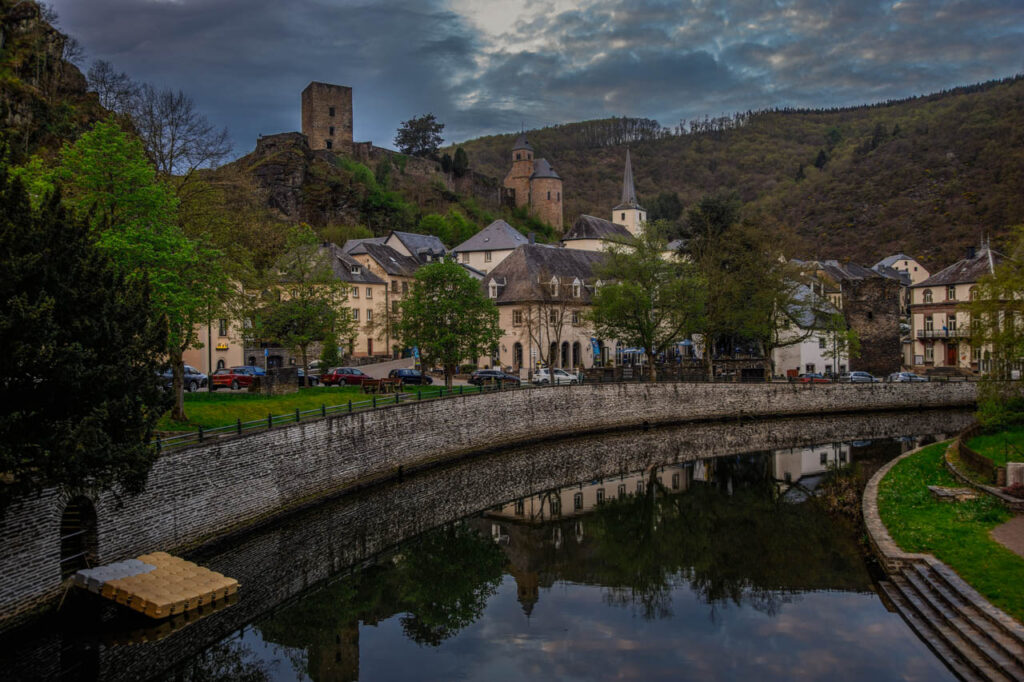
[882,559,1024,681]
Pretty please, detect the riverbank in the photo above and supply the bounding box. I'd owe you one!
[157,386,366,431]
[875,441,1023,621]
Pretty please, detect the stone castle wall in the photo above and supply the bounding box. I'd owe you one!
[0,382,976,631]
[844,277,903,376]
[529,176,564,230]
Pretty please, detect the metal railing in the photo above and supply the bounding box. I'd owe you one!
[153,371,986,452]
[917,329,970,339]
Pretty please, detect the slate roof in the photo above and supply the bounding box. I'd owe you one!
[452,220,529,253]
[562,214,632,242]
[874,253,917,269]
[360,242,422,277]
[332,251,386,285]
[914,248,1003,288]
[872,263,911,286]
[512,133,534,152]
[787,283,841,330]
[342,237,386,255]
[530,158,561,180]
[817,260,884,282]
[481,244,607,304]
[389,230,447,263]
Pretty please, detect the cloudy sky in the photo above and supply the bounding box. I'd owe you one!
[50,0,1024,159]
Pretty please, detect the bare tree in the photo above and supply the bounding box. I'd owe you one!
[86,60,139,113]
[523,271,580,370]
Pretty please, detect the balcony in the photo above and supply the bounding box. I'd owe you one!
[916,329,970,339]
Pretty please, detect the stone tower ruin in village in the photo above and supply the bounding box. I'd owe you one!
[502,133,563,230]
[301,81,353,152]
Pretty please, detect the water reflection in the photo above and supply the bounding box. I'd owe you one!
[0,412,968,681]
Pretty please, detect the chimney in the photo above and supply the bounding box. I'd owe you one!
[967,245,976,259]
[528,232,535,244]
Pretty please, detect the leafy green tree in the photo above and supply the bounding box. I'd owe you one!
[588,222,706,381]
[452,146,469,178]
[0,163,169,506]
[394,113,444,158]
[319,333,342,369]
[263,225,356,375]
[57,118,229,421]
[395,260,501,387]
[374,157,392,189]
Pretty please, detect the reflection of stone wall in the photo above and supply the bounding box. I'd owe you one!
[0,410,973,679]
[0,382,976,633]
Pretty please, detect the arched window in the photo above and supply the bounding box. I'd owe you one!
[216,359,225,370]
[923,289,933,303]
[61,497,97,579]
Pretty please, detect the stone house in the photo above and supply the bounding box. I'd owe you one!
[909,246,1003,374]
[452,219,530,274]
[479,244,610,374]
[771,284,850,377]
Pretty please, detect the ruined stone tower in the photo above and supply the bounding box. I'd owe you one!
[502,133,563,230]
[301,82,353,152]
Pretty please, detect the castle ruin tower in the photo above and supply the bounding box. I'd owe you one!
[503,134,535,210]
[613,149,646,236]
[301,82,353,152]
[502,134,564,231]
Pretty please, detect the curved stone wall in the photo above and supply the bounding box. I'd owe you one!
[0,381,976,630]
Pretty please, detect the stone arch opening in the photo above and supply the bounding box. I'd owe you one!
[572,341,581,368]
[60,496,97,579]
[561,341,570,368]
[513,342,523,371]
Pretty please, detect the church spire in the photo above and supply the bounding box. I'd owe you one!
[620,148,638,207]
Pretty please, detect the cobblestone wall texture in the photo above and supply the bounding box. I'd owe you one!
[0,382,975,632]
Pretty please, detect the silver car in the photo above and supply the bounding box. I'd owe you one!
[888,371,928,382]
[533,368,579,385]
[848,371,880,383]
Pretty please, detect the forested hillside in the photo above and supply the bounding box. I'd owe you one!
[452,76,1024,268]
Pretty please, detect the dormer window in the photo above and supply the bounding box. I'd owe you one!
[550,276,559,297]
[488,281,499,299]
[947,285,956,300]
[350,265,360,275]
[923,289,933,303]
[572,278,582,298]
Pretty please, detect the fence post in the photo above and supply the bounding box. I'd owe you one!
[198,425,204,442]
[296,408,300,423]
[348,400,352,413]
[156,436,162,453]
[267,413,272,429]
[417,389,421,401]
[321,404,326,418]
[460,385,464,396]
[373,395,377,409]
[395,393,399,405]
[237,418,242,435]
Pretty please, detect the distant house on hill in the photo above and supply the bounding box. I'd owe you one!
[452,219,529,274]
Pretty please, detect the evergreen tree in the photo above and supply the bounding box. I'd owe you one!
[814,149,828,168]
[452,146,469,178]
[440,153,453,174]
[0,162,169,506]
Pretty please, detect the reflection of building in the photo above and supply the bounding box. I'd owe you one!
[488,463,698,524]
[772,443,851,500]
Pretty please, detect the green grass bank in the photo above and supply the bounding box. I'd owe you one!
[966,426,1024,468]
[877,441,1024,622]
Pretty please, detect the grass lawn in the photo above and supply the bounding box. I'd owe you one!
[877,441,1024,622]
[967,425,1024,468]
[158,386,366,431]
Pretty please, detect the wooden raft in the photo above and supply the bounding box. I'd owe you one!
[73,551,239,619]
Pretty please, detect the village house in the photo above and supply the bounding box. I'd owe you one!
[451,219,530,274]
[771,284,850,377]
[909,245,1002,374]
[183,318,245,376]
[479,244,608,374]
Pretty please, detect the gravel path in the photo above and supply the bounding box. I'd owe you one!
[991,515,1024,559]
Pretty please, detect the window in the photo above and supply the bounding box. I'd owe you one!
[550,497,561,516]
[550,276,559,297]
[636,480,644,494]
[216,359,225,370]
[515,499,524,515]
[363,287,371,299]
[352,309,359,321]
[325,139,332,149]
[970,287,978,301]
[488,282,498,299]
[948,317,957,331]
[572,279,581,298]
[329,106,335,117]
[672,473,680,489]
[621,212,626,221]
[572,311,580,325]
[558,192,561,201]
[924,345,934,362]
[218,318,228,336]
[547,191,551,200]
[925,316,934,331]
[329,126,335,136]
[596,488,605,504]
[806,363,815,372]
[516,152,521,160]
[820,452,828,465]
[818,336,826,349]
[392,301,399,313]
[484,251,492,263]
[350,265,360,275]
[947,285,956,300]
[392,280,399,293]
[367,309,373,322]
[402,281,409,295]
[549,310,558,324]
[513,309,523,326]
[618,483,627,497]
[923,289,933,303]
[573,492,583,510]
[973,346,982,361]
[352,287,359,299]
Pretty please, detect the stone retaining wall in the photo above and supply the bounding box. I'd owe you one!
[0,381,976,631]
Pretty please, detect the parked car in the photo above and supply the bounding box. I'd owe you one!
[796,373,831,384]
[388,368,433,385]
[533,368,579,385]
[848,371,881,383]
[211,366,260,391]
[159,365,208,392]
[297,369,319,387]
[468,369,522,386]
[321,366,371,386]
[888,371,928,382]
[236,365,267,376]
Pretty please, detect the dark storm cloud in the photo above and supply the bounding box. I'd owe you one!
[50,0,1024,157]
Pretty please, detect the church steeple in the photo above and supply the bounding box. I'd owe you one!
[612,149,646,236]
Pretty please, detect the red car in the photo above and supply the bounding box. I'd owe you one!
[796,372,832,384]
[211,366,260,390]
[321,366,371,386]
